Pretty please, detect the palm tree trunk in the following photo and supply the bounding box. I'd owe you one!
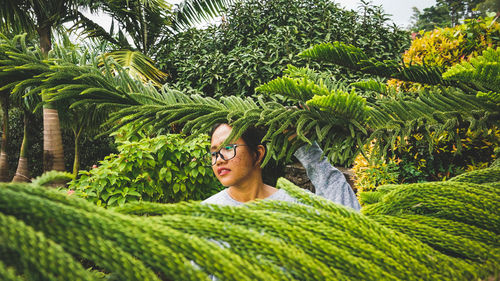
[43,107,65,172]
[13,113,30,182]
[38,25,65,172]
[37,24,52,56]
[0,96,9,181]
[72,128,82,177]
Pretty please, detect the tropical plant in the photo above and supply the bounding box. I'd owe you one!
[4,31,498,172]
[10,96,41,182]
[0,33,47,180]
[0,0,95,172]
[0,167,499,280]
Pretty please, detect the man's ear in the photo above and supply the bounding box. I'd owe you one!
[255,144,266,165]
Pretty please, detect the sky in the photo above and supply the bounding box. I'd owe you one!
[84,0,437,31]
[334,0,437,28]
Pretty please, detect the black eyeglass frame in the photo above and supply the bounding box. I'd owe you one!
[208,144,248,166]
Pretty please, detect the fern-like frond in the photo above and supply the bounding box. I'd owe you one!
[367,87,499,155]
[283,65,350,92]
[477,91,500,106]
[31,171,74,187]
[299,42,369,71]
[443,47,500,93]
[256,76,330,102]
[299,42,449,86]
[306,89,370,123]
[350,79,397,97]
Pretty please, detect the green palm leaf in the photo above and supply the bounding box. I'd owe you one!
[100,50,167,86]
[172,0,234,30]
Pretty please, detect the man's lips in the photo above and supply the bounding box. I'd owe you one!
[217,167,231,176]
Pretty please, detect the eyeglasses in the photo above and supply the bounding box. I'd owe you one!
[206,144,248,166]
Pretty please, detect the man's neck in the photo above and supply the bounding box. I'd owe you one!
[227,180,264,202]
[227,177,278,203]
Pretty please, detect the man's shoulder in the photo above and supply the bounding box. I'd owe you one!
[202,189,228,204]
[202,189,245,206]
[267,189,301,204]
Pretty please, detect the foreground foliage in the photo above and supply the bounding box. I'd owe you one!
[0,165,498,280]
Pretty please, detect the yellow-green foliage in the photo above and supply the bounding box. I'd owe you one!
[388,16,500,91]
[1,176,498,280]
[353,128,499,193]
[404,16,499,68]
[352,144,399,193]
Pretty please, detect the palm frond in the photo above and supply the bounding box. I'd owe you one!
[100,50,167,86]
[68,11,122,47]
[172,0,233,31]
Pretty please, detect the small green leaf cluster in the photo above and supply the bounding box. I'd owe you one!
[69,134,221,207]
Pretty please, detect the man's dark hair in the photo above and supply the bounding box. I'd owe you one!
[210,124,266,164]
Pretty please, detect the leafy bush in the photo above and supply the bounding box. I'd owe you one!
[157,0,410,97]
[353,128,499,192]
[388,15,500,91]
[352,147,400,193]
[69,134,222,207]
[406,16,499,68]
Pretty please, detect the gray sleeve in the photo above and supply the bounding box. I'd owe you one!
[294,142,361,211]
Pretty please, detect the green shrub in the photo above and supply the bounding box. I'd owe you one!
[352,146,400,193]
[353,128,499,193]
[69,134,222,207]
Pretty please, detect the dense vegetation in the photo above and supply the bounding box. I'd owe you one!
[0,0,499,280]
[158,0,410,97]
